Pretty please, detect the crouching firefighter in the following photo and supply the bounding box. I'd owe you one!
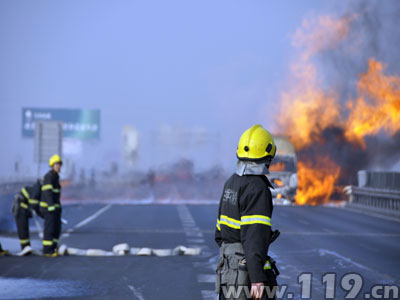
[215,125,280,300]
[40,154,63,257]
[11,179,42,255]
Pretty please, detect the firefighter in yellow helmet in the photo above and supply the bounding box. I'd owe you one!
[215,125,279,300]
[40,154,63,257]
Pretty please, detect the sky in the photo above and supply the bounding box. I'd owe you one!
[0,0,338,177]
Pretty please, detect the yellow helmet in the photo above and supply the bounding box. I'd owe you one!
[49,154,62,167]
[236,125,276,161]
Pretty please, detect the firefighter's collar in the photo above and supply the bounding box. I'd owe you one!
[235,161,270,176]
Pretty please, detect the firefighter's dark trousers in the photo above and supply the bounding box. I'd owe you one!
[41,208,61,254]
[216,243,277,300]
[15,209,31,250]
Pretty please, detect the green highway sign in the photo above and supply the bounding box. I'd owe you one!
[22,108,100,140]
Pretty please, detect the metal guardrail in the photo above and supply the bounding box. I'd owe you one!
[347,186,400,211]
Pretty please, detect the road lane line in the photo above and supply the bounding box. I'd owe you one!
[128,285,146,300]
[340,206,400,223]
[72,204,112,230]
[62,204,112,238]
[187,238,206,244]
[177,205,215,300]
[177,205,204,239]
[201,290,218,300]
[197,274,216,283]
[319,248,372,271]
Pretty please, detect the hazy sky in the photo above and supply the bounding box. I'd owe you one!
[0,0,335,177]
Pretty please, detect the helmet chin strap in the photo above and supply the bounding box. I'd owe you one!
[264,156,272,169]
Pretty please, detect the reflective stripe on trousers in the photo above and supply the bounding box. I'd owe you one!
[43,240,53,246]
[20,202,29,210]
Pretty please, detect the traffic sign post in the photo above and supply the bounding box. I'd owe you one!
[34,120,63,177]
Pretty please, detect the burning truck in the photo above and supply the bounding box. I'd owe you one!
[268,136,298,204]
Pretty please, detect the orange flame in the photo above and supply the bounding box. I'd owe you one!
[279,87,340,149]
[295,156,341,206]
[345,59,400,148]
[273,178,283,187]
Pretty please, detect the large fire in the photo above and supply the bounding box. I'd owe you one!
[345,59,400,148]
[275,13,400,205]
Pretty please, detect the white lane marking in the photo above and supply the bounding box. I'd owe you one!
[62,204,112,237]
[185,226,201,231]
[177,205,204,239]
[189,244,210,250]
[187,238,206,244]
[197,274,216,283]
[177,205,215,300]
[186,231,204,238]
[319,249,372,271]
[72,204,112,230]
[201,290,218,300]
[183,222,196,227]
[298,220,310,225]
[340,206,400,223]
[128,285,146,300]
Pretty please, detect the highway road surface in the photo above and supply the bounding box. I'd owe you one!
[1,203,399,300]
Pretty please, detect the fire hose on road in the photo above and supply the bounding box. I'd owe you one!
[58,243,202,257]
[10,243,202,257]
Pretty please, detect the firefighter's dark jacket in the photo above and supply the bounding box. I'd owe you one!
[20,182,41,211]
[215,174,274,283]
[41,170,61,210]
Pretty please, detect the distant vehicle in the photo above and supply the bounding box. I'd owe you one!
[267,136,298,204]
